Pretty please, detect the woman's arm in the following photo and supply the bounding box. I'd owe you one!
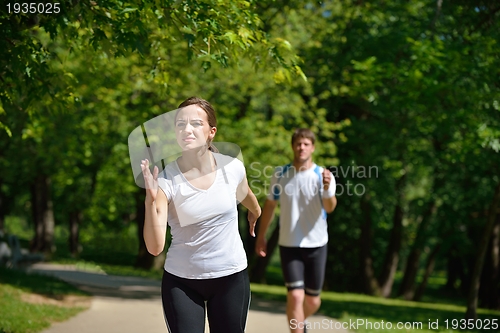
[237,177,261,215]
[237,177,262,237]
[141,159,168,256]
[255,199,277,257]
[144,189,168,256]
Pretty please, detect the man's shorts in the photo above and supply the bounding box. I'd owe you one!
[279,245,328,296]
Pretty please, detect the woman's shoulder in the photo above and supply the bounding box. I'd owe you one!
[214,152,244,169]
[158,160,181,180]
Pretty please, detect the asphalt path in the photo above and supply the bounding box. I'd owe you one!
[28,263,347,333]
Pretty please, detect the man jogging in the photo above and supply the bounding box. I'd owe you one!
[255,128,337,333]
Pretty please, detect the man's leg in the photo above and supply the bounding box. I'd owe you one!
[302,245,328,320]
[280,246,308,333]
[304,294,321,318]
[287,288,307,333]
[287,290,320,333]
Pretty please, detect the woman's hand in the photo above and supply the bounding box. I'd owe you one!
[247,210,259,237]
[141,159,159,203]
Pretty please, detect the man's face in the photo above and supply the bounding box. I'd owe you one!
[292,137,315,163]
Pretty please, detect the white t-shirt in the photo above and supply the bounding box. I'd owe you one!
[267,163,336,248]
[158,153,248,279]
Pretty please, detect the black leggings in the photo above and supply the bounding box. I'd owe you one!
[161,269,250,333]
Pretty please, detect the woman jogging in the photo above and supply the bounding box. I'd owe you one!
[141,97,261,333]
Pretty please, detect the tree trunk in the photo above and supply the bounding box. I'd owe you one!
[31,175,44,252]
[465,182,500,319]
[0,210,4,233]
[445,248,466,291]
[30,175,55,254]
[399,200,437,299]
[359,194,381,296]
[250,223,280,283]
[400,248,421,298]
[490,216,500,309]
[43,194,55,253]
[69,211,82,256]
[378,175,406,298]
[378,203,403,297]
[0,187,5,233]
[479,214,500,309]
[413,243,441,301]
[496,240,500,310]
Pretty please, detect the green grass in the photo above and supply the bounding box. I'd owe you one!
[0,267,90,333]
[390,271,468,306]
[250,283,500,333]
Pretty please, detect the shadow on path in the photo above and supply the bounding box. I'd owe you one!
[249,297,288,314]
[27,263,161,299]
[28,263,286,309]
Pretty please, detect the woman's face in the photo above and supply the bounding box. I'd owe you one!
[175,105,216,151]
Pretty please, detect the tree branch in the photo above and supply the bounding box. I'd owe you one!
[429,0,443,33]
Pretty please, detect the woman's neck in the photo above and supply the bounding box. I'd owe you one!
[178,147,215,174]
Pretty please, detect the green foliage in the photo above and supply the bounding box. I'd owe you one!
[1,0,499,312]
[267,0,500,293]
[0,0,302,133]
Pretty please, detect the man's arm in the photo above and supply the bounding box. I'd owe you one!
[255,199,278,257]
[321,168,337,213]
[323,195,337,213]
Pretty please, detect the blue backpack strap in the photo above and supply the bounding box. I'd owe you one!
[272,163,292,200]
[313,165,327,220]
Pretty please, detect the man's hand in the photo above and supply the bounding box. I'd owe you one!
[255,236,267,257]
[322,168,333,190]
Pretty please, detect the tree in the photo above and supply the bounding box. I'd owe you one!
[251,0,500,303]
[0,0,303,260]
[0,0,302,134]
